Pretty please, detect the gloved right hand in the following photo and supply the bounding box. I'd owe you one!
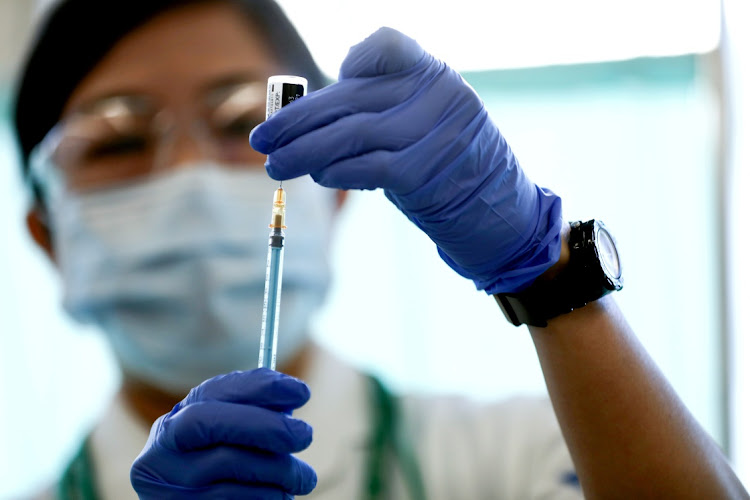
[251,27,562,294]
[130,368,317,499]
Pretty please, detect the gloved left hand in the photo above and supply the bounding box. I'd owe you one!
[250,27,562,294]
[130,368,316,499]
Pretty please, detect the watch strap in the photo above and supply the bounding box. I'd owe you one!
[494,220,620,327]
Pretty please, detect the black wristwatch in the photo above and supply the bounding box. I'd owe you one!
[494,219,623,327]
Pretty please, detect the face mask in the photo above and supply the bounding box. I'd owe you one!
[47,163,335,394]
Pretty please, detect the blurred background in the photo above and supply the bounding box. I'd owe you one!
[0,0,748,497]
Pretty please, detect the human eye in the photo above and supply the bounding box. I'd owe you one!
[217,115,263,139]
[206,80,266,140]
[84,134,151,160]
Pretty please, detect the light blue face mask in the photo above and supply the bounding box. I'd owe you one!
[47,164,335,394]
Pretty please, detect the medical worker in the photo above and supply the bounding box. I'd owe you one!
[11,0,748,498]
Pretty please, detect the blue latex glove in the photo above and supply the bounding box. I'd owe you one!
[251,27,562,294]
[130,368,316,499]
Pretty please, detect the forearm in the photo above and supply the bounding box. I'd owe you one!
[530,297,748,499]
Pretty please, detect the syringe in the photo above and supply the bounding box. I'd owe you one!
[258,75,307,370]
[258,186,287,369]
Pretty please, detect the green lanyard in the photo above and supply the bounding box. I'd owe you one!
[363,375,427,500]
[58,437,97,500]
[59,375,426,500]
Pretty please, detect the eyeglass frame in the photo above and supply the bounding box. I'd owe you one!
[29,78,271,199]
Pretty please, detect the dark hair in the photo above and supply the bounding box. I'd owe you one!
[11,0,328,205]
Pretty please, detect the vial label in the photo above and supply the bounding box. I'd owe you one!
[266,82,306,119]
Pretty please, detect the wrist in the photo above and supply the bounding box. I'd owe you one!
[494,220,623,327]
[537,223,571,282]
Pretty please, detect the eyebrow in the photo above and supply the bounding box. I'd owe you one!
[198,70,272,95]
[70,70,273,115]
[72,93,155,117]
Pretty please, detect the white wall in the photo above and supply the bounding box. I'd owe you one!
[276,0,720,75]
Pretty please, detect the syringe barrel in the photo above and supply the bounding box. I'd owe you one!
[259,235,285,370]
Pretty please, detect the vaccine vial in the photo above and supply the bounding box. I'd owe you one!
[266,75,308,119]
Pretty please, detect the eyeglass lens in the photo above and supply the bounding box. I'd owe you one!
[46,81,268,192]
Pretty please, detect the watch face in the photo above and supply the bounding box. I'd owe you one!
[596,226,621,279]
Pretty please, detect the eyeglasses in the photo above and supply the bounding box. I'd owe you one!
[30,80,268,194]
